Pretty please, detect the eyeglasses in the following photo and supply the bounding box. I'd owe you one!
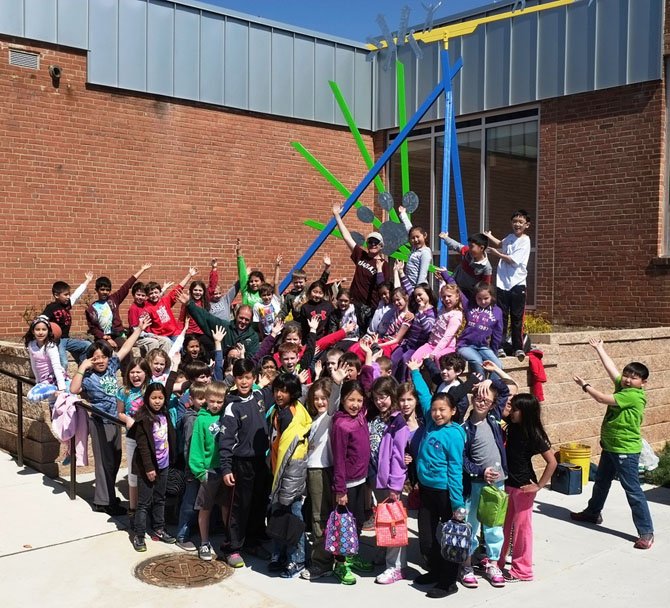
[473,396,493,406]
[367,239,381,246]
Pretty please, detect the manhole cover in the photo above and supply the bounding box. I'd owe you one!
[134,553,233,588]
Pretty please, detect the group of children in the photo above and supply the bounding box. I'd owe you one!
[22,205,655,596]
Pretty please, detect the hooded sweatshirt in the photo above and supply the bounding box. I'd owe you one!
[188,408,222,481]
[376,412,410,492]
[330,408,371,494]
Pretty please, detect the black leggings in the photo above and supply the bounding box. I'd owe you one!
[417,485,459,586]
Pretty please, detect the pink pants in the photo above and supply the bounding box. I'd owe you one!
[497,485,535,580]
[411,342,455,363]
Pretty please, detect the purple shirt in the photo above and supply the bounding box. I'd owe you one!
[153,414,170,470]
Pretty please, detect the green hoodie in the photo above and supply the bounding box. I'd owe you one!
[188,408,222,481]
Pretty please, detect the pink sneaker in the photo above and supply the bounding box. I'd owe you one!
[459,566,478,588]
[485,563,506,587]
[375,567,404,584]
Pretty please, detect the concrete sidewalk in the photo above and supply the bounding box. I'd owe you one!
[1,449,668,608]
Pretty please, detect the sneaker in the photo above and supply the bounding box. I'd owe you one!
[280,562,305,579]
[226,552,246,568]
[346,555,373,573]
[244,544,271,560]
[485,563,505,587]
[459,566,478,588]
[634,534,654,550]
[375,567,404,584]
[62,455,71,466]
[426,583,458,598]
[361,515,375,532]
[334,561,356,585]
[152,529,176,544]
[176,539,197,552]
[497,348,507,358]
[472,556,489,574]
[133,535,147,552]
[570,510,603,525]
[515,350,526,362]
[414,571,438,585]
[198,543,213,562]
[268,559,286,573]
[105,503,127,517]
[300,565,333,580]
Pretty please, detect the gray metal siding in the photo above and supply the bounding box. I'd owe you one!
[1,0,373,129]
[375,0,664,129]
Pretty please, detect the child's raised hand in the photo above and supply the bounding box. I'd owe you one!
[332,203,344,216]
[588,337,604,350]
[271,318,284,337]
[84,271,94,282]
[475,379,493,399]
[140,263,152,272]
[331,366,347,385]
[342,321,356,335]
[177,290,190,305]
[162,280,174,293]
[483,230,494,240]
[406,359,421,372]
[170,350,181,369]
[398,205,407,215]
[258,372,272,388]
[212,325,226,344]
[314,359,323,379]
[573,375,587,389]
[395,259,404,275]
[235,238,241,255]
[307,316,320,332]
[482,360,500,373]
[236,342,246,358]
[79,357,94,371]
[375,257,384,272]
[358,337,372,354]
[297,369,310,385]
[323,253,332,267]
[438,231,449,241]
[138,314,151,331]
[188,267,198,277]
[275,254,283,268]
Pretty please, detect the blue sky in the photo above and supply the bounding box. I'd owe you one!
[200,1,502,43]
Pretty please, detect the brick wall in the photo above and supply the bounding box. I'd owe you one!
[537,80,669,326]
[0,37,378,339]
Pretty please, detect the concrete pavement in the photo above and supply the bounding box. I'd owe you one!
[1,449,668,608]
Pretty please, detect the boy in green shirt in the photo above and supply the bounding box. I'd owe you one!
[571,338,654,549]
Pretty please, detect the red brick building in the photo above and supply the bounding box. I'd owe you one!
[0,0,668,337]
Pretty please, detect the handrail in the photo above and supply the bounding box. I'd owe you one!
[0,366,124,501]
[0,366,36,468]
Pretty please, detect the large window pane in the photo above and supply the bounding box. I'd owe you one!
[485,120,538,306]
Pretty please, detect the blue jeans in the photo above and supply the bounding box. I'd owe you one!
[58,337,91,369]
[176,478,200,542]
[587,451,654,536]
[457,345,502,379]
[271,499,305,565]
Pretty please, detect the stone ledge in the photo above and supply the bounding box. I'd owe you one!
[531,326,670,345]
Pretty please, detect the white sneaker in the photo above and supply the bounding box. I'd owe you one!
[375,567,404,585]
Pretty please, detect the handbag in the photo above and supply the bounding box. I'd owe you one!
[375,498,409,547]
[477,484,509,527]
[266,505,306,546]
[437,518,472,564]
[324,506,359,556]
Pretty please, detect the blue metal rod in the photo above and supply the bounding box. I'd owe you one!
[280,73,449,293]
[439,48,454,269]
[451,110,468,243]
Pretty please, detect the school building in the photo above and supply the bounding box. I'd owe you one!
[0,0,668,338]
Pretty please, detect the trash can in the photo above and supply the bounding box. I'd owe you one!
[559,443,591,486]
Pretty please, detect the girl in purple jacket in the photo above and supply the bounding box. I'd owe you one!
[371,377,410,584]
[330,379,371,585]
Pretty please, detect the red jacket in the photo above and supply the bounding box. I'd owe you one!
[145,287,184,337]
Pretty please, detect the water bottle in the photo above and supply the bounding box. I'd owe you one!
[491,461,504,481]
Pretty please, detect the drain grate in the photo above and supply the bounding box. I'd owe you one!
[134,553,233,588]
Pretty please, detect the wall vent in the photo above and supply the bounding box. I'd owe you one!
[9,49,40,70]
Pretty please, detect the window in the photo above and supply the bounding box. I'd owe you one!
[387,108,539,306]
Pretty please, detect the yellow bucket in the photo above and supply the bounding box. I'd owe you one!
[559,443,591,486]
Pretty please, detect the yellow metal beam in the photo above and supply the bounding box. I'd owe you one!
[366,0,577,50]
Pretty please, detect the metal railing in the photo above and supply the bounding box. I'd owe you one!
[0,366,123,500]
